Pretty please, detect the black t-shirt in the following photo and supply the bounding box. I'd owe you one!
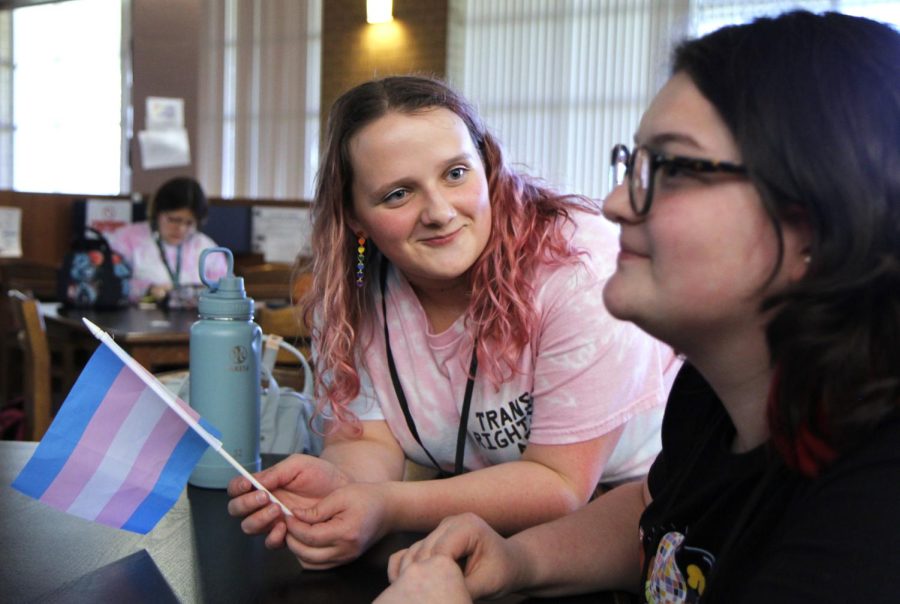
[639,364,900,603]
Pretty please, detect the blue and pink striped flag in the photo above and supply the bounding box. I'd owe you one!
[12,343,220,534]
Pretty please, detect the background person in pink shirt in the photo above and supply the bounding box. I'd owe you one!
[109,176,226,307]
[227,75,680,569]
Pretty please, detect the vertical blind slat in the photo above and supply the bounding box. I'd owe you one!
[198,0,320,200]
[448,0,689,199]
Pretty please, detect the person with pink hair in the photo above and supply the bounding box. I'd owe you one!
[226,75,679,569]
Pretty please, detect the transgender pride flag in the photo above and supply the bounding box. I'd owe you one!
[12,343,220,534]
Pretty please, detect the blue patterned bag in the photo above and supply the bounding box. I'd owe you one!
[57,227,132,309]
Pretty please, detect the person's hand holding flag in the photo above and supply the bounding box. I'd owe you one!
[11,319,290,534]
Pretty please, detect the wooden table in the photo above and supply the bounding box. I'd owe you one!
[1,441,627,603]
[41,302,196,377]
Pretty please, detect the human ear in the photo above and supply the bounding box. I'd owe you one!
[782,207,813,281]
[344,201,363,236]
[345,217,364,239]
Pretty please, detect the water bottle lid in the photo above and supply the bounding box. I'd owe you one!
[197,247,255,319]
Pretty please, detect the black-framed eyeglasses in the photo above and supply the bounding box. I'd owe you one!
[609,144,748,215]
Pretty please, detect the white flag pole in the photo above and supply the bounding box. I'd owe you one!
[83,318,293,516]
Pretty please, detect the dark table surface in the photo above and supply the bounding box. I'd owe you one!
[1,441,626,603]
[41,302,195,343]
[40,302,198,377]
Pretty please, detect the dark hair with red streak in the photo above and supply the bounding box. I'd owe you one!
[674,11,900,477]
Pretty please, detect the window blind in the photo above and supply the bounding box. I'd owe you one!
[197,0,322,200]
[0,12,11,189]
[448,0,897,201]
[448,0,690,201]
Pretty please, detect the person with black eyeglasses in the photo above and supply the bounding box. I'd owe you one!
[378,11,900,603]
[110,176,227,307]
[609,144,748,216]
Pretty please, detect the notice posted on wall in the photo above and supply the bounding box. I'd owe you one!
[85,199,133,235]
[138,129,191,170]
[146,96,184,131]
[251,206,312,263]
[138,96,191,170]
[0,206,22,258]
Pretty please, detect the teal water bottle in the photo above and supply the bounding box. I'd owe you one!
[188,247,261,488]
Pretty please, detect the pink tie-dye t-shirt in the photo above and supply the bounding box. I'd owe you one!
[109,221,227,301]
[347,210,680,482]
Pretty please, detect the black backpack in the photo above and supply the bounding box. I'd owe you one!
[58,227,132,309]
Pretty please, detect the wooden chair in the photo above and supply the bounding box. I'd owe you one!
[257,304,307,339]
[2,261,60,300]
[257,304,311,363]
[256,272,314,391]
[259,308,310,392]
[7,290,52,441]
[239,263,294,302]
[255,270,313,356]
[1,260,60,404]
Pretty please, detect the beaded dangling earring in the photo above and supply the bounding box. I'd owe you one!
[355,232,367,287]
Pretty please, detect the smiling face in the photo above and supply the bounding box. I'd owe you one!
[347,108,492,295]
[601,73,810,357]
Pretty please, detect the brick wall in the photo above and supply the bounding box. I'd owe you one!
[321,0,449,134]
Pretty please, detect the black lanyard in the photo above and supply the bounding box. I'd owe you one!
[155,235,182,288]
[379,258,477,476]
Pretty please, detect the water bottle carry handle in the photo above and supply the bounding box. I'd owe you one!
[199,247,235,290]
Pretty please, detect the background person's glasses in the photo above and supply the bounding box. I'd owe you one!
[159,213,197,230]
[609,144,748,215]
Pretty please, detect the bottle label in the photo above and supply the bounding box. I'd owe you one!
[230,345,251,372]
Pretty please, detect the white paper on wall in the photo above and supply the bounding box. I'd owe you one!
[139,96,190,170]
[146,97,185,130]
[0,206,23,258]
[251,207,311,263]
[85,199,133,234]
[138,129,191,170]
